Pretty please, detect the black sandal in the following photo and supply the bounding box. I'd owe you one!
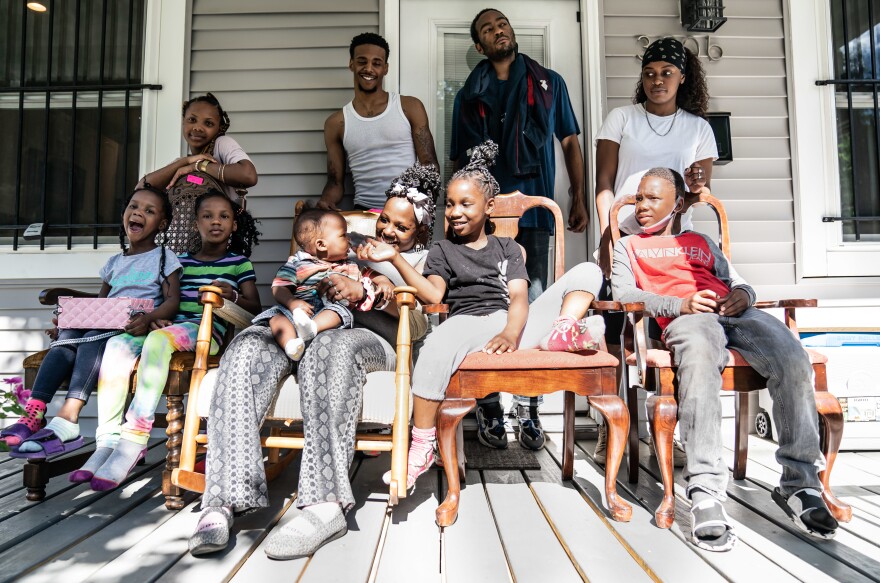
[689,498,737,552]
[772,487,838,540]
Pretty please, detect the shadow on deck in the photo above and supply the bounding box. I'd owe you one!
[1,423,879,583]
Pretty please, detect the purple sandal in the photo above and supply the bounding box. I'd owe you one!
[9,427,84,460]
[0,423,36,449]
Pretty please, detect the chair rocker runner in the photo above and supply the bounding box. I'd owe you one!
[433,191,637,527]
[609,191,853,529]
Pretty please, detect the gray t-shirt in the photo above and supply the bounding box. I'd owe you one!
[99,246,182,304]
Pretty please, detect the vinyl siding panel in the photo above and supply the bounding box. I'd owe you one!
[190,0,380,305]
[601,0,796,295]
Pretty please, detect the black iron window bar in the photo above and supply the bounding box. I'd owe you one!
[2,0,157,251]
[817,0,880,241]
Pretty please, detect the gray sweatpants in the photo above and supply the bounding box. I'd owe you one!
[662,308,824,500]
[411,262,603,401]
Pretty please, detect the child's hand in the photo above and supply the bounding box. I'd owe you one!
[286,299,314,317]
[150,319,173,330]
[372,276,395,308]
[167,154,219,188]
[357,238,397,263]
[680,289,718,315]
[124,313,152,336]
[45,317,59,340]
[717,288,750,317]
[210,280,237,302]
[483,331,519,355]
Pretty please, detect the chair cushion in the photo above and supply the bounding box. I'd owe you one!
[458,348,618,370]
[195,369,402,425]
[625,347,828,367]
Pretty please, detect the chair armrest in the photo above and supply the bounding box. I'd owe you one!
[422,304,449,314]
[39,288,98,305]
[754,299,817,309]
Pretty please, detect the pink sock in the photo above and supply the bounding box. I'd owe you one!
[18,399,47,432]
[407,426,437,486]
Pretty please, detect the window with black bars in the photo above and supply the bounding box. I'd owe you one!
[826,0,880,242]
[0,0,156,250]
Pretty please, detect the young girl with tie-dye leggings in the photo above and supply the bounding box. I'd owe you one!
[73,189,262,491]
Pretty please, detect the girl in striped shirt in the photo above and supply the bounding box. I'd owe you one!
[73,190,261,491]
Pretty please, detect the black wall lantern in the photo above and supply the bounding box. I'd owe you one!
[680,0,727,33]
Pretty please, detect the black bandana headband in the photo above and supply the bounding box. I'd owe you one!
[641,37,687,73]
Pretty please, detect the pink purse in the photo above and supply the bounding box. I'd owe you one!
[56,297,155,330]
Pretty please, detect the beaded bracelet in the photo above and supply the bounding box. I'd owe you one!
[219,163,226,183]
[231,289,239,304]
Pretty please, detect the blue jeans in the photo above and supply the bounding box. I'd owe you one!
[30,329,110,403]
[662,308,824,500]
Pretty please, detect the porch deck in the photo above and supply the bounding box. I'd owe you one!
[1,423,878,583]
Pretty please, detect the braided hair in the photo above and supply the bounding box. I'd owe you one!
[449,141,500,235]
[119,182,173,285]
[385,162,441,239]
[191,189,261,258]
[182,92,231,136]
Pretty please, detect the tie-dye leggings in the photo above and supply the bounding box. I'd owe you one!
[95,322,218,447]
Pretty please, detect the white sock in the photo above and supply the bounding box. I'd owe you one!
[305,502,342,524]
[18,417,80,453]
[284,338,305,361]
[292,308,318,341]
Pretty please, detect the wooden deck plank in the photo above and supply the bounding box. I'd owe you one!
[14,492,184,583]
[634,441,871,583]
[715,447,880,581]
[0,457,27,480]
[0,468,166,582]
[525,445,651,583]
[482,467,583,583]
[159,459,302,582]
[298,454,393,583]
[836,452,880,479]
[0,444,167,553]
[374,468,443,583]
[0,470,25,499]
[440,469,511,583]
[544,436,727,583]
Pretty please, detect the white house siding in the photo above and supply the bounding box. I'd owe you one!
[189,0,380,305]
[601,0,803,298]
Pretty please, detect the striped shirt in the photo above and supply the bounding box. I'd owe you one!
[175,253,256,342]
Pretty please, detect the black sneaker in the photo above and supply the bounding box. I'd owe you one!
[515,404,545,450]
[475,405,508,449]
[772,487,838,540]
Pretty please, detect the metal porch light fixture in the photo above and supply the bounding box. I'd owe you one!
[26,2,47,12]
[680,0,727,33]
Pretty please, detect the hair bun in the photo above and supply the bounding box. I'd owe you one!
[466,140,499,171]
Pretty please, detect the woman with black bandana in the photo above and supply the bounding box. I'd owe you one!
[595,37,717,277]
[591,37,717,465]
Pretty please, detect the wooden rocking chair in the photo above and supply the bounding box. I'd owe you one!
[610,191,853,528]
[172,207,419,505]
[434,192,637,527]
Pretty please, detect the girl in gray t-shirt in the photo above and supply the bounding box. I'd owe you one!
[4,185,180,460]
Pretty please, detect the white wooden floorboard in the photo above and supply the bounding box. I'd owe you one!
[441,469,511,583]
[483,468,582,583]
[374,469,443,583]
[16,492,179,583]
[546,437,726,583]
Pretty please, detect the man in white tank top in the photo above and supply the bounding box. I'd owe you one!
[318,33,438,211]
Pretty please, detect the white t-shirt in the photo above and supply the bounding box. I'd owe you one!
[595,103,717,234]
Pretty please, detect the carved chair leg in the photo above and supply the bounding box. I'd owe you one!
[626,384,640,483]
[648,394,677,528]
[562,392,575,480]
[164,393,185,510]
[588,395,633,522]
[733,391,750,480]
[436,398,476,528]
[814,391,853,522]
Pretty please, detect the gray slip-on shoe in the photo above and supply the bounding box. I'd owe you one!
[189,506,233,556]
[264,506,347,560]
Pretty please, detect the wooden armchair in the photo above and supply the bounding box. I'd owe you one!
[172,207,419,505]
[609,192,853,528]
[21,288,237,508]
[435,191,636,527]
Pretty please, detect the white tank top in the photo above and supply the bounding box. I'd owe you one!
[343,92,416,209]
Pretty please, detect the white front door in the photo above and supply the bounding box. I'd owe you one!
[399,0,588,268]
